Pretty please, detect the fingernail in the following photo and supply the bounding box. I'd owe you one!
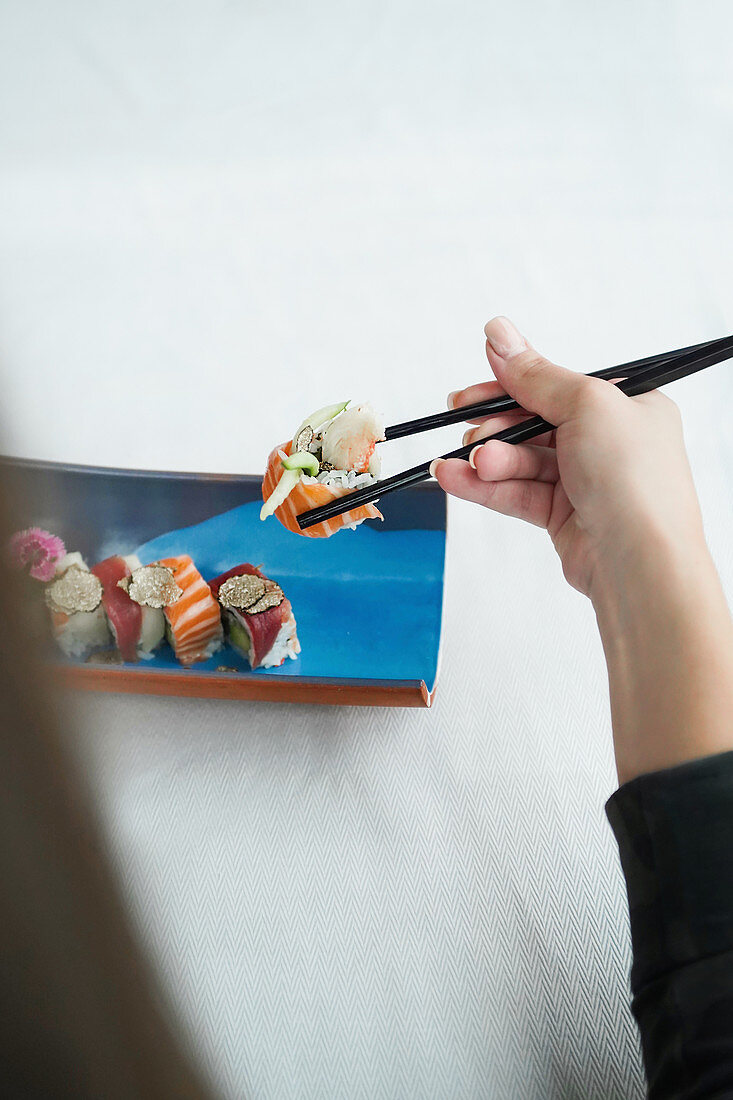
[462,428,474,447]
[469,446,481,470]
[429,459,444,478]
[447,390,459,409]
[484,316,527,359]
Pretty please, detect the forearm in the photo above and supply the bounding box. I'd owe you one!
[591,530,733,785]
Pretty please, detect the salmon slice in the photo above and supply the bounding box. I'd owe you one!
[51,610,69,632]
[262,441,383,538]
[156,554,223,665]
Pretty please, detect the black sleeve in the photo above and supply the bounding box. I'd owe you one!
[606,751,733,1099]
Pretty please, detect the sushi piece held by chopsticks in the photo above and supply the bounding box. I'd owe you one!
[261,401,385,538]
[209,564,300,669]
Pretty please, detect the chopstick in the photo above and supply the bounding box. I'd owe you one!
[296,336,733,531]
[383,336,719,441]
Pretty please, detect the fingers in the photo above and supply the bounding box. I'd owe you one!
[432,457,554,528]
[447,379,510,425]
[463,415,556,449]
[483,316,625,427]
[469,439,559,484]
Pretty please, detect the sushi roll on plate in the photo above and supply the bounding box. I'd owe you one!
[209,564,300,669]
[45,552,111,659]
[261,401,385,537]
[92,555,180,662]
[156,554,224,665]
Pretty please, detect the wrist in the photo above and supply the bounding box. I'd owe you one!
[589,526,733,785]
[588,522,712,635]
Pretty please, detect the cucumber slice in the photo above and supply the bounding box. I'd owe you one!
[282,450,319,477]
[227,617,251,656]
[260,467,300,520]
[293,401,349,444]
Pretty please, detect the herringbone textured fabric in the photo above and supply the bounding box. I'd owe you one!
[67,372,732,1099]
[68,491,697,1099]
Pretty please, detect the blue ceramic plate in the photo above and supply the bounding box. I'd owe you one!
[1,457,447,707]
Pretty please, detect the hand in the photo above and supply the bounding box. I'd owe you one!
[432,317,707,602]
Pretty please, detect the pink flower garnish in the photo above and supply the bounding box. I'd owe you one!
[8,527,66,582]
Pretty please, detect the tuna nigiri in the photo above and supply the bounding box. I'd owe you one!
[209,564,300,669]
[261,401,385,538]
[156,554,223,665]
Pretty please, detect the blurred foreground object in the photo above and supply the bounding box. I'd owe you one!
[0,481,214,1099]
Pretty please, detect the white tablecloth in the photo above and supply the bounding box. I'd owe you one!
[2,2,732,1096]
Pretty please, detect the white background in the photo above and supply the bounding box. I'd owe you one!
[1,2,732,1097]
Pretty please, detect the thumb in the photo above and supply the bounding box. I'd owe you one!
[484,316,618,427]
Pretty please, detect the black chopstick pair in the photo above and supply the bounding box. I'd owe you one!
[383,335,716,440]
[297,334,733,530]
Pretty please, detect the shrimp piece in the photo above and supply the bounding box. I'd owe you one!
[320,404,385,474]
